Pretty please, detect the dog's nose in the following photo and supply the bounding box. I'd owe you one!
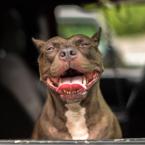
[59,48,77,61]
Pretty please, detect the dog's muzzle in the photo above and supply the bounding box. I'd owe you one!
[46,68,101,103]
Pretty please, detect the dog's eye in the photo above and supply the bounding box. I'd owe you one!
[80,42,90,47]
[46,46,54,52]
[76,39,90,47]
[79,42,90,48]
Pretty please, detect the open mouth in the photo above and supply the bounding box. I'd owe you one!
[46,68,100,102]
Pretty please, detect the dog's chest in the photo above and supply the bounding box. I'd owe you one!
[65,103,89,140]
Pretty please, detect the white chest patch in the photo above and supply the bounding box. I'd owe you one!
[65,103,89,140]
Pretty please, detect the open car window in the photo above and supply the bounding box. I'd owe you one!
[55,4,145,69]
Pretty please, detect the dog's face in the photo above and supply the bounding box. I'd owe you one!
[33,29,104,103]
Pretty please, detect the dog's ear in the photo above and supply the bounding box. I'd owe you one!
[32,38,45,49]
[91,27,102,46]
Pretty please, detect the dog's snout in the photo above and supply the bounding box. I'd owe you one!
[59,48,77,61]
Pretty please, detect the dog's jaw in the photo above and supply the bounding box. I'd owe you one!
[45,68,101,103]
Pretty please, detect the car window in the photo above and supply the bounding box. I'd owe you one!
[55,4,145,69]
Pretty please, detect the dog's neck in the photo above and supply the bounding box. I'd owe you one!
[47,83,102,118]
[44,82,105,140]
[65,102,89,140]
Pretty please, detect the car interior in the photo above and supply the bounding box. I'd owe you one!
[0,0,145,140]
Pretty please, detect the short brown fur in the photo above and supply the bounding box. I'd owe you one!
[32,29,122,140]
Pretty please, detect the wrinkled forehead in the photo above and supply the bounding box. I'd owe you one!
[46,36,66,43]
[46,35,91,44]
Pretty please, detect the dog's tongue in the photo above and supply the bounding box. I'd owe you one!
[61,76,84,84]
[56,76,86,93]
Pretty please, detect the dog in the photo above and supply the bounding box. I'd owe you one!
[32,28,122,140]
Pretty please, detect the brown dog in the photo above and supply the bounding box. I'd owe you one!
[32,29,122,140]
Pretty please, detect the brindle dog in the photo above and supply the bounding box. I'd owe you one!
[32,29,122,140]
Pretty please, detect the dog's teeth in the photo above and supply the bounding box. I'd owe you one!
[93,72,97,78]
[83,77,87,85]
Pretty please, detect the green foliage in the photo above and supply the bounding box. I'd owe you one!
[58,23,97,38]
[103,3,145,36]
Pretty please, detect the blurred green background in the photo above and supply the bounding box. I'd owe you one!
[57,3,145,37]
[58,20,97,37]
[104,3,145,36]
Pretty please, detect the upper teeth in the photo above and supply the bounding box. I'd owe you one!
[82,77,87,85]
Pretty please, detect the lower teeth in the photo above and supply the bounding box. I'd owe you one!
[62,90,79,95]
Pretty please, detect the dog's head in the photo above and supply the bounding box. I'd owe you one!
[33,28,104,103]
